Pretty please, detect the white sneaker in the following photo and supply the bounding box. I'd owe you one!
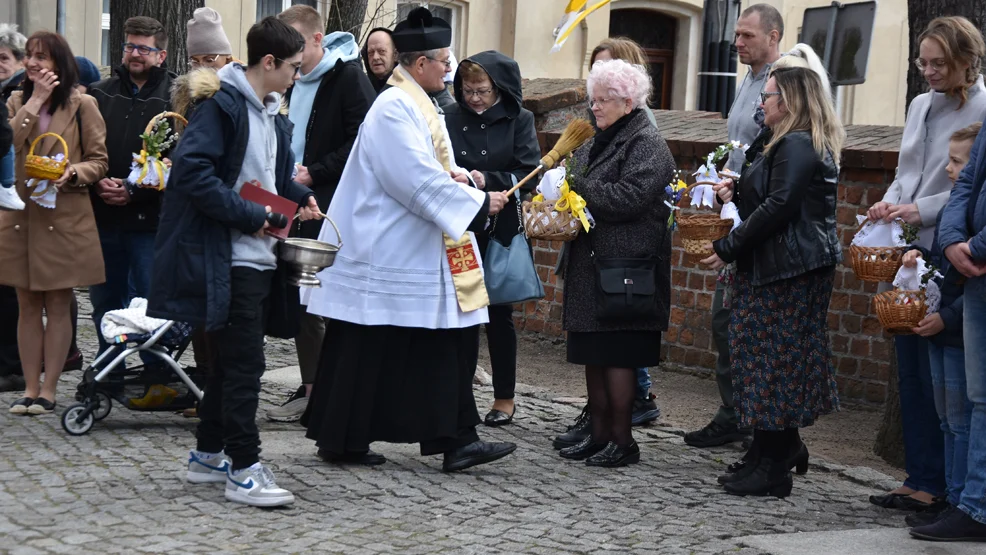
[225,463,294,507]
[186,450,231,484]
[0,186,25,211]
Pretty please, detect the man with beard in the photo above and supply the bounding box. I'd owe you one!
[88,17,174,354]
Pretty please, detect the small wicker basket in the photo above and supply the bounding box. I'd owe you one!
[522,200,580,242]
[873,289,927,335]
[678,213,733,264]
[847,222,905,282]
[143,111,188,149]
[25,132,69,181]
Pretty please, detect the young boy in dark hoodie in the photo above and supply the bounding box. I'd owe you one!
[148,17,320,508]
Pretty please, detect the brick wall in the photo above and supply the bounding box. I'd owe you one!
[514,80,905,406]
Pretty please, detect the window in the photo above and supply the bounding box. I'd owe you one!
[396,1,462,54]
[258,0,318,20]
[101,0,110,66]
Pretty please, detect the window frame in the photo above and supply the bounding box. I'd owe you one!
[258,0,321,20]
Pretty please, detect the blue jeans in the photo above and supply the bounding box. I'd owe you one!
[961,291,986,524]
[895,334,946,496]
[929,342,972,507]
[89,228,156,355]
[636,368,651,400]
[1,146,14,187]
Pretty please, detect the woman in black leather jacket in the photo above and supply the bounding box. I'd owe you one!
[701,67,844,498]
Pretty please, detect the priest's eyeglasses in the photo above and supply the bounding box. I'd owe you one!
[426,56,452,70]
[462,87,493,98]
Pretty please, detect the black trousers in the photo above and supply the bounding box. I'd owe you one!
[196,267,272,471]
[0,285,18,377]
[485,304,517,400]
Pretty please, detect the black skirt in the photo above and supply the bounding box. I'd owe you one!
[301,319,482,456]
[567,330,663,368]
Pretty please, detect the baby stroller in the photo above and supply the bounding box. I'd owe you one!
[62,300,207,436]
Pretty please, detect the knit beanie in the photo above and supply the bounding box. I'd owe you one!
[75,56,101,88]
[186,8,233,57]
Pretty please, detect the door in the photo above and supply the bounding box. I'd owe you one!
[609,9,678,109]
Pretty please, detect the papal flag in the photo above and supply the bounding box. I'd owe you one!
[551,0,613,53]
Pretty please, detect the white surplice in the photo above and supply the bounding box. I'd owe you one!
[306,67,489,330]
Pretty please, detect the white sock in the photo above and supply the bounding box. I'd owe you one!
[232,462,262,476]
[191,450,222,460]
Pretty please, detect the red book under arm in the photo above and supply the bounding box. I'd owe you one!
[238,180,297,240]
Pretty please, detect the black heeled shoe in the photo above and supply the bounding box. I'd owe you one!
[559,436,607,460]
[484,406,515,427]
[723,458,793,498]
[788,442,809,475]
[585,441,640,467]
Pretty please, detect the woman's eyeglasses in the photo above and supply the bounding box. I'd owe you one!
[462,88,493,98]
[760,91,782,104]
[914,58,948,72]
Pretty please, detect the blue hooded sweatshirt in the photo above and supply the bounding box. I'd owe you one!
[289,32,360,164]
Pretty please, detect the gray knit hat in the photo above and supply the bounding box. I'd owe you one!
[186,8,233,57]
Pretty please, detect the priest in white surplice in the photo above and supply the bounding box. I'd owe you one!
[301,7,517,472]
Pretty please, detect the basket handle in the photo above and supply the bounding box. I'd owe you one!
[142,111,189,150]
[28,132,69,160]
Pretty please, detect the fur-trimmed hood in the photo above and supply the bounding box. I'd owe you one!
[170,65,288,130]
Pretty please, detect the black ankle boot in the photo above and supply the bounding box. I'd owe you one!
[585,441,640,467]
[553,407,591,450]
[787,442,809,475]
[559,436,606,460]
[723,458,793,498]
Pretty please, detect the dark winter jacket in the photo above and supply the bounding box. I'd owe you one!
[88,64,175,232]
[0,70,24,103]
[939,121,986,299]
[562,109,675,333]
[445,51,540,249]
[714,131,842,286]
[913,211,964,348]
[147,71,314,331]
[0,102,11,155]
[285,59,374,239]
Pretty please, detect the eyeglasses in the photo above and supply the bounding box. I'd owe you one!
[588,97,618,108]
[760,91,782,104]
[462,87,493,98]
[276,57,303,75]
[189,55,220,67]
[426,56,452,70]
[914,58,948,72]
[122,43,162,56]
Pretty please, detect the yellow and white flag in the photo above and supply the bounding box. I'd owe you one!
[551,0,612,53]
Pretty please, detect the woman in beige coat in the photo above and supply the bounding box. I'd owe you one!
[2,32,108,415]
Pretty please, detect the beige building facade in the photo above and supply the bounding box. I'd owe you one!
[12,0,910,126]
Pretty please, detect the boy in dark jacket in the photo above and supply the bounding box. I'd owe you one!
[908,123,985,540]
[268,4,374,422]
[148,17,319,508]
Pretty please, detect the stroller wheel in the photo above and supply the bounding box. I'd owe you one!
[92,392,112,421]
[62,404,94,436]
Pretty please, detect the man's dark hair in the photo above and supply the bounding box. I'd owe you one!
[124,16,168,51]
[742,3,784,40]
[246,17,306,68]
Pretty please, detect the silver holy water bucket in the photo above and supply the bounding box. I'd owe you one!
[277,216,343,287]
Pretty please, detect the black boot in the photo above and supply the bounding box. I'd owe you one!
[723,457,793,498]
[559,436,606,460]
[553,406,591,450]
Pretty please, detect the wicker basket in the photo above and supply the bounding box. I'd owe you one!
[847,221,906,282]
[143,111,188,149]
[25,132,69,181]
[873,289,927,335]
[677,213,733,264]
[522,200,580,242]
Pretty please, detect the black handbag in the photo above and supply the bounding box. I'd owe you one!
[593,256,659,320]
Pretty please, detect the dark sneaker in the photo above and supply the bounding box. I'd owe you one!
[683,420,750,448]
[907,505,956,528]
[266,385,307,422]
[631,393,660,426]
[553,406,591,450]
[910,507,986,542]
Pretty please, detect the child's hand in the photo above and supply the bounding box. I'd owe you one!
[902,249,922,268]
[913,313,945,337]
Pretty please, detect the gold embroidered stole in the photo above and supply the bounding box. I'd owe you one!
[387,69,490,312]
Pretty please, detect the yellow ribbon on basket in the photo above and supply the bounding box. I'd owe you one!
[133,150,168,191]
[533,180,591,232]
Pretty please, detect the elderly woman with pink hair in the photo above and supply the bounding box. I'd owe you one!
[557,59,676,467]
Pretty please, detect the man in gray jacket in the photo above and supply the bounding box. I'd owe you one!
[684,3,782,449]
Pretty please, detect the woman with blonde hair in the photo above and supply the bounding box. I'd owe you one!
[865,16,986,512]
[702,66,844,497]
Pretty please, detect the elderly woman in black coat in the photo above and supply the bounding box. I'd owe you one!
[559,59,675,467]
[445,51,541,426]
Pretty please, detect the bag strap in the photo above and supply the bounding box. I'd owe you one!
[490,174,524,236]
[75,108,83,153]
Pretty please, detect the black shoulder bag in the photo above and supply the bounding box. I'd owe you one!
[591,224,667,321]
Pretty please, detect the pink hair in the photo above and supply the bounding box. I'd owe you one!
[587,59,652,110]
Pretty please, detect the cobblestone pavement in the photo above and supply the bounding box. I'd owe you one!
[0,294,908,554]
